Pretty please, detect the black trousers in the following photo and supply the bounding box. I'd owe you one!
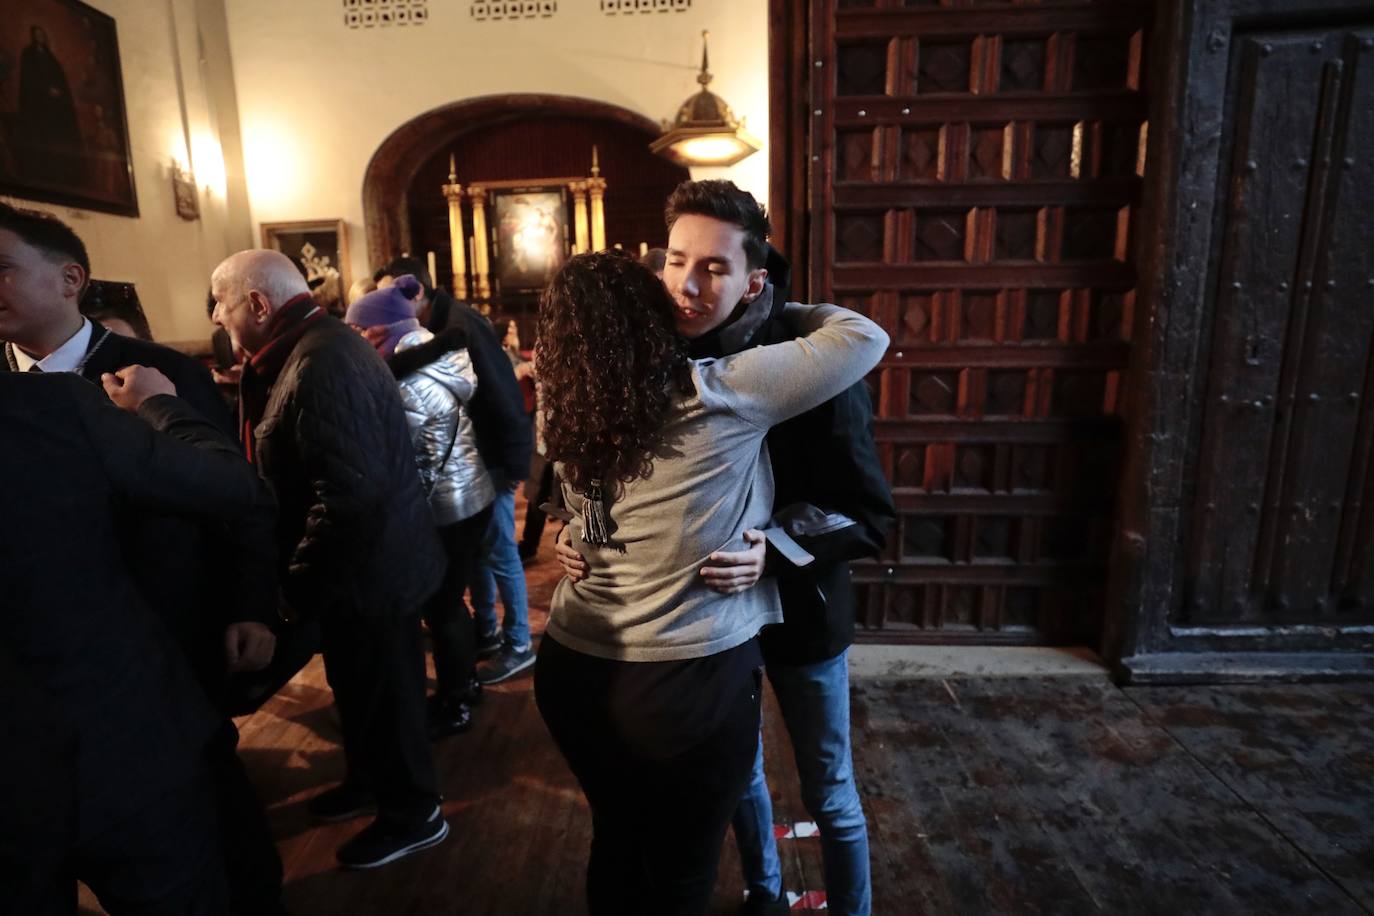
[320,612,439,826]
[519,460,556,555]
[534,637,762,916]
[25,767,228,916]
[206,722,285,916]
[422,506,492,701]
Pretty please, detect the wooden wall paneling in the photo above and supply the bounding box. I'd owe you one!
[770,0,812,292]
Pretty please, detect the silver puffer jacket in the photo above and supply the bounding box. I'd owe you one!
[395,331,496,526]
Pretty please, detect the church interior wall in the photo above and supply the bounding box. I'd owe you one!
[222,0,769,291]
[5,0,766,345]
[4,0,251,343]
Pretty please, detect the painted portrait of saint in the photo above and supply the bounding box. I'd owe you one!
[0,1,137,215]
[493,189,569,292]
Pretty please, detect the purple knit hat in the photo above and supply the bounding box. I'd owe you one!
[345,274,422,357]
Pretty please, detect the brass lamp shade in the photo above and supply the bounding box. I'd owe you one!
[652,32,760,168]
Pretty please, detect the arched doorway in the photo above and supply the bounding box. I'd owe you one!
[361,94,689,284]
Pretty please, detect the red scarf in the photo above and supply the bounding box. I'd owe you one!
[238,293,325,462]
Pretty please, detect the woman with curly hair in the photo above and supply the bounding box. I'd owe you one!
[533,249,888,916]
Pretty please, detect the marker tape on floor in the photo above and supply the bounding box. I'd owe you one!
[787,890,827,910]
[773,821,820,839]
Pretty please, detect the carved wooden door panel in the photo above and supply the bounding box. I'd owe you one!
[801,0,1151,643]
[1182,23,1374,629]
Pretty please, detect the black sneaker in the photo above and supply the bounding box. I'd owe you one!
[426,695,473,740]
[307,784,375,823]
[476,628,503,659]
[477,646,536,685]
[336,806,449,869]
[740,890,790,916]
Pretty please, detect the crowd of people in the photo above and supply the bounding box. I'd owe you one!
[0,179,893,916]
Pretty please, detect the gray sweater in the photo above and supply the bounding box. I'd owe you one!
[547,302,890,662]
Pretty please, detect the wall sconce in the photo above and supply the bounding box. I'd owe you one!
[171,159,200,221]
[650,31,760,168]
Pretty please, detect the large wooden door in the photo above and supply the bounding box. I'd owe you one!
[1181,22,1374,630]
[774,0,1152,643]
[1103,0,1374,680]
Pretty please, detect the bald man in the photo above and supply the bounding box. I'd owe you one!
[210,250,449,869]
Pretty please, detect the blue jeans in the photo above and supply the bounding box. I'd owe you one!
[470,488,531,651]
[731,649,871,916]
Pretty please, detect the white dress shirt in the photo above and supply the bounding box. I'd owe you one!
[11,318,94,373]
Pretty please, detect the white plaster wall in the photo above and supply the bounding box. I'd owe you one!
[222,0,769,280]
[7,0,250,343]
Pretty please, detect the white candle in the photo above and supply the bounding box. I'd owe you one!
[427,250,437,285]
[639,242,648,257]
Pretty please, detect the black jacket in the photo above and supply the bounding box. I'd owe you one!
[0,374,275,842]
[425,289,532,487]
[690,266,895,665]
[245,314,445,618]
[3,324,278,705]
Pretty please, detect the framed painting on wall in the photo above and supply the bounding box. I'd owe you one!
[0,0,138,216]
[261,219,351,296]
[490,186,570,293]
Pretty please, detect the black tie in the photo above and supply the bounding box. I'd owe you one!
[28,364,43,373]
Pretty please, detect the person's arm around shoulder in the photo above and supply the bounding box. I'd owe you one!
[710,302,889,430]
[101,366,279,671]
[93,366,272,521]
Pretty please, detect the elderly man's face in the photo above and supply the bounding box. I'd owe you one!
[210,273,267,358]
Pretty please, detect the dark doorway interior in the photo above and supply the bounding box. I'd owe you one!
[362,95,689,342]
[365,98,688,342]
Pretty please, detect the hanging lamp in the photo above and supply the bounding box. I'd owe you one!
[650,31,761,167]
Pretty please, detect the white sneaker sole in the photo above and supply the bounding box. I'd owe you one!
[340,817,449,870]
[477,653,536,685]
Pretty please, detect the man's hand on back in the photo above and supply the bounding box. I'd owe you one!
[555,523,589,582]
[700,529,766,595]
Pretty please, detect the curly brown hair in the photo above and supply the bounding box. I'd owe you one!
[536,249,694,496]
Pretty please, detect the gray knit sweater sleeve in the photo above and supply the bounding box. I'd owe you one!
[699,302,889,429]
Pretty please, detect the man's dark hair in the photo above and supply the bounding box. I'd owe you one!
[378,256,433,293]
[0,201,91,286]
[664,179,771,270]
[81,280,152,340]
[641,247,667,274]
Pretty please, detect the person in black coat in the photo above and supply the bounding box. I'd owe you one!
[0,202,286,915]
[0,367,275,916]
[212,248,449,870]
[376,258,536,684]
[375,257,532,487]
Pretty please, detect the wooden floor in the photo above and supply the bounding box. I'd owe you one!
[81,503,1374,914]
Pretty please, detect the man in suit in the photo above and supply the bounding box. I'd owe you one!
[0,365,275,915]
[0,201,288,916]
